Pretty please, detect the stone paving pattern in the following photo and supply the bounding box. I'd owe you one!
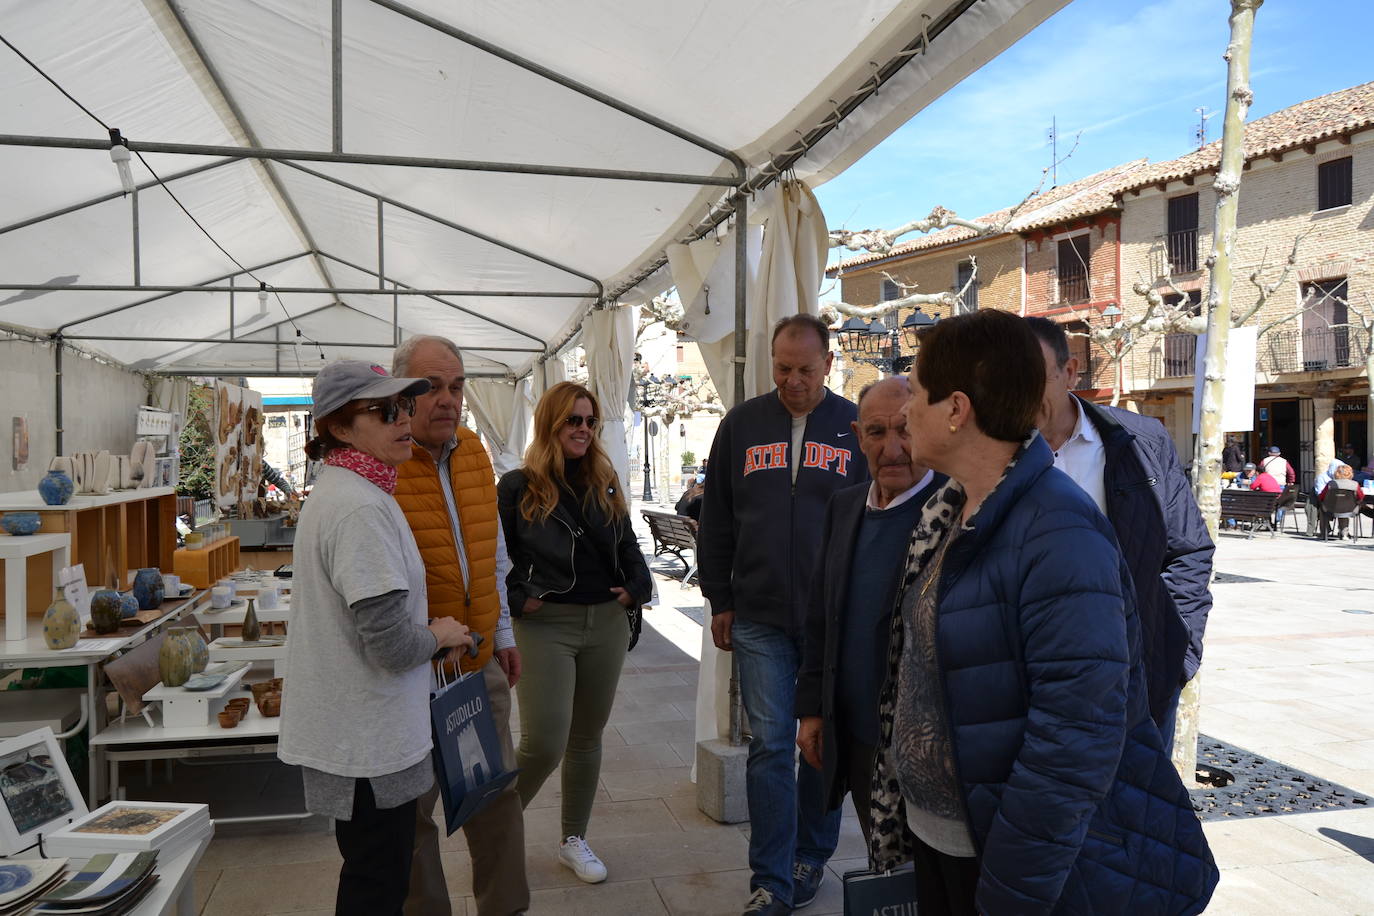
[163,514,1374,913]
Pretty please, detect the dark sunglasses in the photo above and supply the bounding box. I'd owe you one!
[363,396,416,425]
[563,414,598,430]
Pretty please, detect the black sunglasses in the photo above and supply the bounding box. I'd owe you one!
[363,396,416,425]
[563,414,598,430]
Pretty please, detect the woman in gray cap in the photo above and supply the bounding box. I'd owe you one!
[279,359,472,916]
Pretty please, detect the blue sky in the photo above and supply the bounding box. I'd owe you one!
[815,0,1374,267]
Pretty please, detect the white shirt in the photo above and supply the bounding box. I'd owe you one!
[867,469,936,511]
[435,437,515,651]
[1050,397,1108,514]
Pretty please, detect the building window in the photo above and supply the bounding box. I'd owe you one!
[880,278,901,301]
[1302,278,1350,369]
[1162,291,1202,377]
[954,260,978,314]
[1165,193,1199,274]
[1317,157,1353,211]
[1057,234,1090,303]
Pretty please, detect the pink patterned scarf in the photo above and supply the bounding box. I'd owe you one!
[325,448,398,494]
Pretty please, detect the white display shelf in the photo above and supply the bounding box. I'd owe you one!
[143,663,250,728]
[0,590,206,666]
[0,531,70,641]
[92,697,280,746]
[0,487,175,512]
[207,635,288,675]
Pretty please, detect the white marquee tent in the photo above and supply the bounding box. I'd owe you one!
[1,0,1068,388]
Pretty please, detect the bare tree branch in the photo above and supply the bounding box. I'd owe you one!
[1235,227,1311,327]
[827,257,978,320]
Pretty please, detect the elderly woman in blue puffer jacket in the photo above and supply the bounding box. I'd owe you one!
[868,309,1218,916]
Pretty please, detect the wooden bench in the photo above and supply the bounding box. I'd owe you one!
[641,510,699,581]
[1220,489,1279,538]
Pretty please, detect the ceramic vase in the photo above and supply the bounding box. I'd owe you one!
[117,591,140,619]
[37,469,74,506]
[1,512,41,536]
[89,589,124,634]
[159,630,196,687]
[42,589,80,649]
[186,629,209,672]
[131,568,165,610]
[242,597,261,643]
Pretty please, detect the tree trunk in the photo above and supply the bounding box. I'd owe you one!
[1180,0,1262,785]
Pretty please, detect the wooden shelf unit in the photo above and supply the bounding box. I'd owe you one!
[0,488,176,616]
[173,537,241,588]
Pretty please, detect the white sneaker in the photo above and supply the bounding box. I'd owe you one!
[558,835,608,883]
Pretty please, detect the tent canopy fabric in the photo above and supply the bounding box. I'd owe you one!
[0,0,1067,379]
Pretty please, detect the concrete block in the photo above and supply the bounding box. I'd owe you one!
[696,738,749,824]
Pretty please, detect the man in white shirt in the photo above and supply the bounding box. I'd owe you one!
[1027,317,1214,750]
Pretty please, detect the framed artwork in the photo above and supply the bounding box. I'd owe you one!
[0,727,87,856]
[44,800,208,856]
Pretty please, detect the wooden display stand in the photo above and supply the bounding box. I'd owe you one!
[0,488,176,616]
[173,536,240,588]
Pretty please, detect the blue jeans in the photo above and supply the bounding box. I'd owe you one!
[733,616,842,904]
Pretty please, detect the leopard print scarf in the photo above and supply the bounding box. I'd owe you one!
[868,479,962,870]
[868,437,1031,871]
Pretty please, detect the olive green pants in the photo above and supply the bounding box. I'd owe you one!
[513,599,628,839]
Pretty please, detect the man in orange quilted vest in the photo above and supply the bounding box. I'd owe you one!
[392,336,528,916]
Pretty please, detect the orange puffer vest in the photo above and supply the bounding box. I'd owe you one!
[394,429,500,672]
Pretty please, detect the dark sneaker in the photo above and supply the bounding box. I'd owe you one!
[742,886,791,915]
[792,861,824,909]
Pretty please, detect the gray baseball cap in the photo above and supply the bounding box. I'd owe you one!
[312,359,431,419]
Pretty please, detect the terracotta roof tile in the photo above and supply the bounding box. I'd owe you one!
[1116,81,1374,193]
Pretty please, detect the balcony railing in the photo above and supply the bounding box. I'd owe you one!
[1165,228,1198,274]
[1059,272,1089,304]
[1161,332,1196,377]
[1259,326,1364,374]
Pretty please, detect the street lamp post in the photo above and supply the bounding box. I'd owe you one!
[638,379,655,501]
[837,308,939,375]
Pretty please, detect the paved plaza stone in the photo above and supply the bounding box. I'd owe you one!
[143,511,1373,914]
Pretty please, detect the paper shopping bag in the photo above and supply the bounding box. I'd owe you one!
[429,668,518,835]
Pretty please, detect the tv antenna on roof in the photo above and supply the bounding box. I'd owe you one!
[1193,106,1217,149]
[1046,117,1058,186]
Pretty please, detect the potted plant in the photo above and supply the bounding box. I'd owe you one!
[680,450,697,479]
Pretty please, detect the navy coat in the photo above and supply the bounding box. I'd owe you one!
[1079,399,1214,721]
[932,435,1217,914]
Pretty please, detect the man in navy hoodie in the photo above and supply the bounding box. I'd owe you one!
[699,315,869,916]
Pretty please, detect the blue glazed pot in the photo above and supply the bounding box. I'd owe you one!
[89,589,124,634]
[131,568,165,610]
[1,512,41,536]
[117,591,140,619]
[37,470,74,506]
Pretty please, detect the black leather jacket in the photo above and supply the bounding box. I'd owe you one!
[496,468,653,615]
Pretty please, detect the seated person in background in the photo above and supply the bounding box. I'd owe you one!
[675,476,705,521]
[1232,463,1258,488]
[1249,464,1291,528]
[1319,463,1366,539]
[1339,443,1363,470]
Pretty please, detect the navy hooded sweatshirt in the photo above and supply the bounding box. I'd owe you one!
[698,388,868,634]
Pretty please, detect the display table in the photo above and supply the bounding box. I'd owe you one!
[207,635,287,675]
[0,488,176,616]
[1,531,70,640]
[196,600,289,639]
[0,588,206,801]
[129,826,215,916]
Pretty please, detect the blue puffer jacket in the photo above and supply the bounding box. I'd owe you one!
[936,435,1217,915]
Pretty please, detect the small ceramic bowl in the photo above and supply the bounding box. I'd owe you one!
[261,695,282,717]
[226,697,250,713]
[250,682,274,703]
[1,512,41,536]
[218,710,241,728]
[270,677,283,692]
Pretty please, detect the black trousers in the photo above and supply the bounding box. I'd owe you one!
[910,836,980,916]
[845,740,877,843]
[334,779,418,916]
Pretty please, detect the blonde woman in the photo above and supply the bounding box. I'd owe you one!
[496,381,652,883]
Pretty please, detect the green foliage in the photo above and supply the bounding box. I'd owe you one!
[177,385,215,500]
[681,450,696,467]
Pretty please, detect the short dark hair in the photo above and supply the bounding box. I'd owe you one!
[916,309,1044,442]
[1024,315,1070,368]
[770,314,829,353]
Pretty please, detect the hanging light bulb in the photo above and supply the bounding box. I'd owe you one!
[257,282,270,317]
[108,129,135,195]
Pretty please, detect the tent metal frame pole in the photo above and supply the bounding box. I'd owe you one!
[376,200,385,290]
[0,135,738,187]
[367,0,744,176]
[332,0,344,154]
[313,250,550,348]
[392,282,399,346]
[60,334,543,352]
[729,191,748,748]
[278,160,602,293]
[5,282,588,296]
[130,187,141,285]
[229,279,235,340]
[54,251,311,332]
[0,158,236,237]
[275,324,281,372]
[54,336,64,455]
[157,368,509,379]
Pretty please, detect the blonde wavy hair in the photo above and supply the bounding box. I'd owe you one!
[519,381,627,523]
